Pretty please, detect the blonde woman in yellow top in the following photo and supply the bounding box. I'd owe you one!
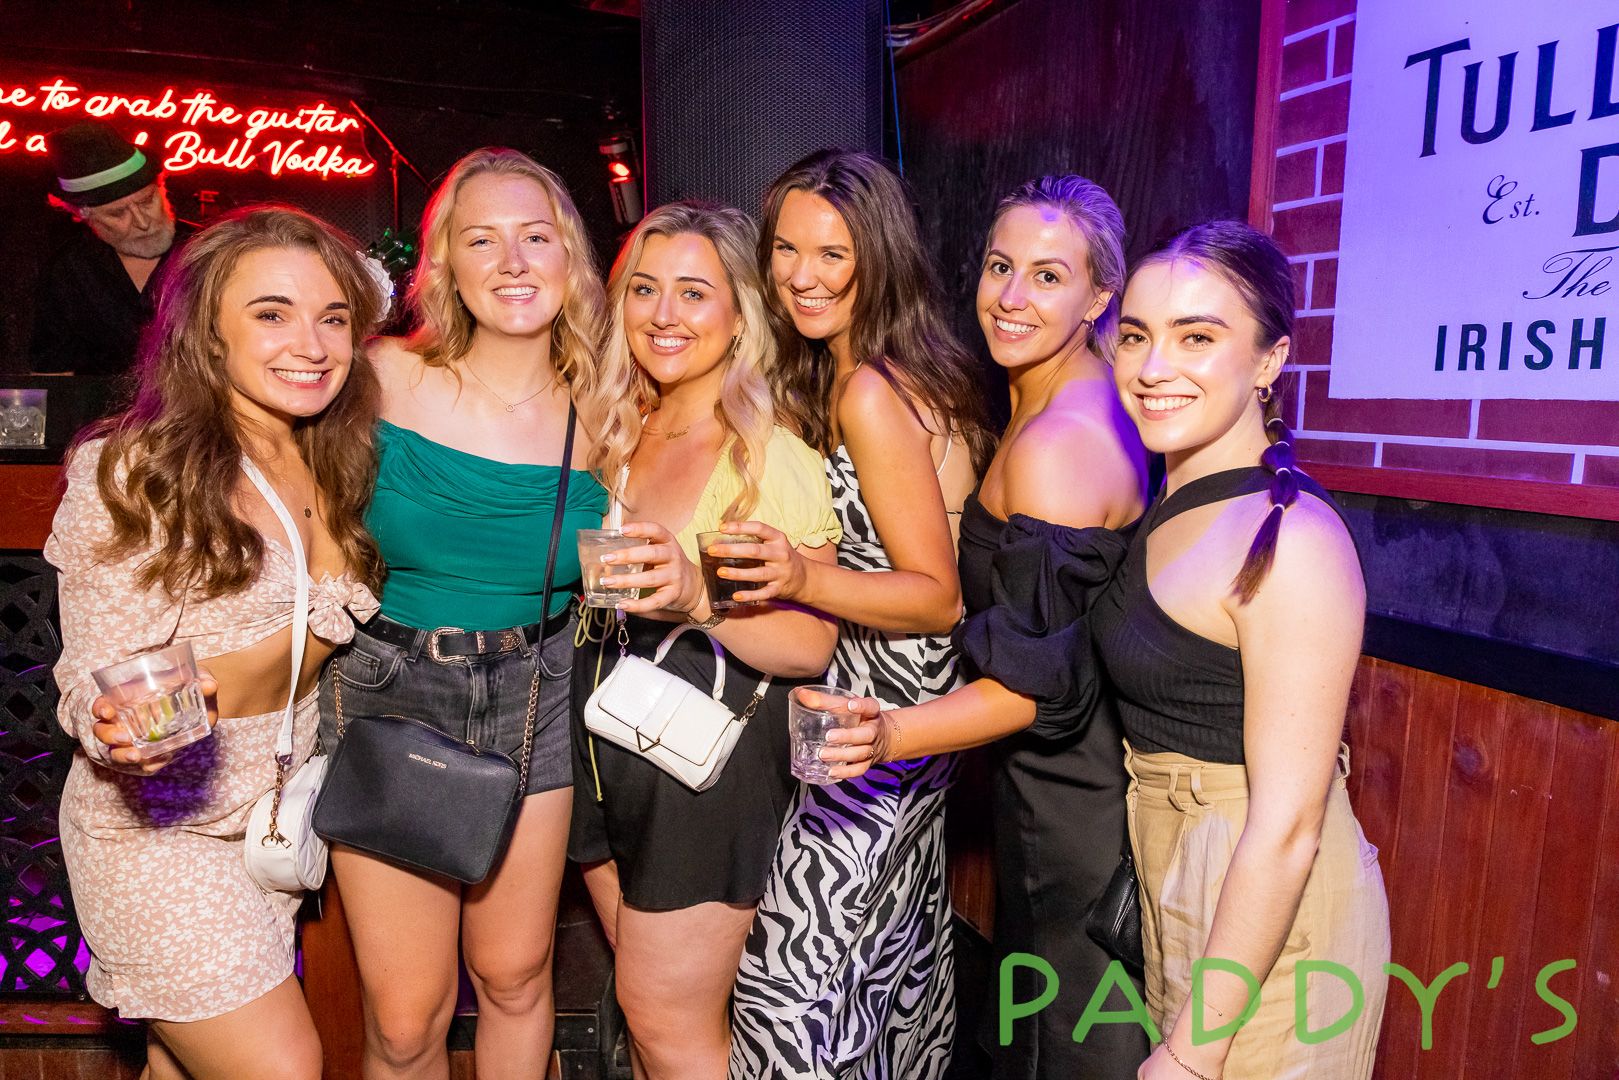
[566,201,840,1079]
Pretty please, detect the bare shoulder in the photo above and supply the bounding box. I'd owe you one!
[1247,490,1363,610]
[838,362,920,429]
[366,336,422,386]
[1002,408,1141,529]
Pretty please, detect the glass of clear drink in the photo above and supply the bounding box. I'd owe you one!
[696,531,763,611]
[91,642,211,759]
[578,529,644,608]
[788,684,860,784]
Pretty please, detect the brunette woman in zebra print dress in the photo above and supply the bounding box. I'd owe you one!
[708,150,993,1078]
[822,177,1153,1079]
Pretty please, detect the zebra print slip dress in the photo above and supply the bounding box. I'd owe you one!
[729,444,959,1080]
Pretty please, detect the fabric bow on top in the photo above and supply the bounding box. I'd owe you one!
[952,514,1130,740]
[309,574,380,644]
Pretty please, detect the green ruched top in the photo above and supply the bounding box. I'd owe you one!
[366,420,609,631]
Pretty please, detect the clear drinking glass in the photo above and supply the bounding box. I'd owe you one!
[578,529,644,608]
[90,642,211,758]
[788,684,860,784]
[696,531,763,611]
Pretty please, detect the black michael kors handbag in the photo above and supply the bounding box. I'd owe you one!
[312,406,576,884]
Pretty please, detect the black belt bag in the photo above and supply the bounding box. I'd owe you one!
[312,404,576,884]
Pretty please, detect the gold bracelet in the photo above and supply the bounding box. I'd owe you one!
[1164,1043,1220,1080]
[884,711,903,762]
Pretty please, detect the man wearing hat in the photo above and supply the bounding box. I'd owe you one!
[27,121,194,376]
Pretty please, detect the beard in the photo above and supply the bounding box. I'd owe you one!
[114,215,177,260]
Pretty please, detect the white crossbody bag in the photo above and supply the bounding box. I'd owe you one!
[583,622,769,792]
[241,457,329,894]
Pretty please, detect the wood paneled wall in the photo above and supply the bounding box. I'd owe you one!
[947,656,1619,1078]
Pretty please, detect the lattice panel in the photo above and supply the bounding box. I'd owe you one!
[0,555,85,996]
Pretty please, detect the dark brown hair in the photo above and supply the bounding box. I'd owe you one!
[1135,220,1298,603]
[82,205,386,599]
[758,149,994,476]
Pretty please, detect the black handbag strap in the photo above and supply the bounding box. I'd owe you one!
[515,400,578,793]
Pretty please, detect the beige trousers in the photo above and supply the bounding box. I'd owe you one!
[1125,741,1390,1080]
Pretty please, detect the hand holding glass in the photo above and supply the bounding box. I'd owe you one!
[578,529,645,607]
[91,643,212,759]
[789,685,861,784]
[697,530,764,611]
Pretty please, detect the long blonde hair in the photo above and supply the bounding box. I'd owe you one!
[405,147,605,388]
[83,205,386,598]
[579,202,775,522]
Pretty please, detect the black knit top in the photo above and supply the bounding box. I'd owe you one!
[1091,466,1347,765]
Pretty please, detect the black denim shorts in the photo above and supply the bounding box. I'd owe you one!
[319,614,576,795]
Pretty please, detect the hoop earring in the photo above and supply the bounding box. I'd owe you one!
[1257,384,1274,405]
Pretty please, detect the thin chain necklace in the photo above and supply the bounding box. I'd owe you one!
[466,358,555,413]
[643,409,708,440]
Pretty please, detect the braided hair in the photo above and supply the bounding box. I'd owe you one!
[1139,221,1298,603]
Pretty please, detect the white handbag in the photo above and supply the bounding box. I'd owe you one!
[584,622,770,792]
[241,457,329,894]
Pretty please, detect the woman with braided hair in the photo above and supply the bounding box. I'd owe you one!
[1092,220,1390,1079]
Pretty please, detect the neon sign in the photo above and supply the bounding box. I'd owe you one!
[0,75,378,181]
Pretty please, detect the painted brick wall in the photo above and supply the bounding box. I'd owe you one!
[1272,0,1619,488]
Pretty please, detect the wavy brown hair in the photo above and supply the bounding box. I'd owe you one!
[81,205,386,599]
[585,202,776,522]
[758,149,994,476]
[405,147,605,389]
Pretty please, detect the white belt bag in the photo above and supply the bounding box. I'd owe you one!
[584,623,770,792]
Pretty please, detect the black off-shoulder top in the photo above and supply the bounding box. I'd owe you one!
[953,494,1130,739]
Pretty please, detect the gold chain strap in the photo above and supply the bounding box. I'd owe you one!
[516,657,541,796]
[333,658,346,740]
[262,756,291,848]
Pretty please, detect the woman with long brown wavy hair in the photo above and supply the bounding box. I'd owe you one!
[718,149,993,1079]
[316,147,611,1080]
[46,205,386,1080]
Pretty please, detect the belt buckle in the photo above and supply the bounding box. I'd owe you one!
[428,626,468,664]
[499,629,522,653]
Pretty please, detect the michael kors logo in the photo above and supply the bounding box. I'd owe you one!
[407,752,448,769]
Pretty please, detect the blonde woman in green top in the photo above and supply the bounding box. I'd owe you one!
[317,148,608,1080]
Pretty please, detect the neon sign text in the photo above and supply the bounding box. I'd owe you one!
[0,76,377,181]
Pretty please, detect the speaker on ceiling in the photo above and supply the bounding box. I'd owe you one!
[641,0,886,214]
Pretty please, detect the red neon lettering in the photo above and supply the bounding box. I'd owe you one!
[163,130,258,173]
[245,103,360,142]
[262,138,376,180]
[39,80,81,111]
[3,74,377,180]
[83,88,179,121]
[178,91,241,127]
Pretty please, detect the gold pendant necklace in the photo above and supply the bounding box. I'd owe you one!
[466,358,553,413]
